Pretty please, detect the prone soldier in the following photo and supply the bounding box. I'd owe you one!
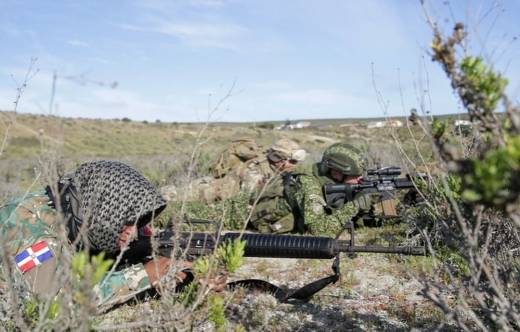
[165,138,306,203]
[248,142,375,235]
[0,161,224,315]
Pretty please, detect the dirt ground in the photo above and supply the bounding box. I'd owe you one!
[98,229,450,331]
[222,254,444,331]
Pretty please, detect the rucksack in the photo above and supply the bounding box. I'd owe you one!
[212,138,261,178]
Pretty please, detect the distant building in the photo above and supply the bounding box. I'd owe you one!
[366,120,403,129]
[387,120,403,127]
[454,120,472,127]
[339,123,359,128]
[275,121,312,130]
[367,121,385,129]
[454,119,474,136]
[293,121,311,129]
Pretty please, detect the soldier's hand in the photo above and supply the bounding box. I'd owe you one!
[198,273,228,293]
[209,273,228,292]
[144,257,192,288]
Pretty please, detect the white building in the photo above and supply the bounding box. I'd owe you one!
[366,120,403,129]
[275,121,312,130]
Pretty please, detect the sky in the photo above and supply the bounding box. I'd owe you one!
[0,0,519,122]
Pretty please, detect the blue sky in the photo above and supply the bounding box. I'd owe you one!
[1,0,519,122]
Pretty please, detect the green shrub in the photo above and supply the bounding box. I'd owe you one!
[462,136,520,207]
[71,251,113,286]
[208,295,226,331]
[460,56,508,113]
[217,238,245,273]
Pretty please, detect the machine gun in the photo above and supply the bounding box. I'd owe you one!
[121,217,425,302]
[322,166,426,216]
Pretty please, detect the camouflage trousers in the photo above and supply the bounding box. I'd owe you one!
[170,191,252,230]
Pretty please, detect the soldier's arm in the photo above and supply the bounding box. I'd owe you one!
[299,177,369,236]
[94,257,193,312]
[298,175,332,235]
[0,193,64,298]
[94,263,151,311]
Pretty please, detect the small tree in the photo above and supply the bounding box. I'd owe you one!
[409,21,520,331]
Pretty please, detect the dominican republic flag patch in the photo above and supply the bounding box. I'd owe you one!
[14,241,53,273]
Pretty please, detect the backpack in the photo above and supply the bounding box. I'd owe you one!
[212,138,261,178]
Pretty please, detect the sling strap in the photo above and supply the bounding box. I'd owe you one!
[227,256,340,303]
[282,172,306,234]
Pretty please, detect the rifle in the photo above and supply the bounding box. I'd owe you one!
[322,166,426,216]
[122,218,425,302]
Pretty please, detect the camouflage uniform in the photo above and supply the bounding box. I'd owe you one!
[173,190,252,231]
[248,174,294,234]
[0,192,151,309]
[169,138,306,204]
[250,142,372,235]
[0,161,166,312]
[290,172,372,236]
[241,139,307,233]
[170,138,268,203]
[178,139,306,232]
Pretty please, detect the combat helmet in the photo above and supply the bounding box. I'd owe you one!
[267,138,306,163]
[320,142,365,176]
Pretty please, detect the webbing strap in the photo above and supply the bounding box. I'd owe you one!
[282,173,305,234]
[227,256,340,303]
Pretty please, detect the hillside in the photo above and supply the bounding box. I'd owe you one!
[0,110,440,200]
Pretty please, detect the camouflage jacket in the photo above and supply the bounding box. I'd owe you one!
[0,191,151,311]
[286,164,373,236]
[170,156,274,204]
[248,173,294,234]
[245,163,365,236]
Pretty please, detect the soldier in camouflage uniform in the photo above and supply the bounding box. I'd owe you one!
[169,138,306,203]
[248,142,372,235]
[177,139,307,232]
[0,161,192,313]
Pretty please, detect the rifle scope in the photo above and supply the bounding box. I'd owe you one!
[366,166,401,177]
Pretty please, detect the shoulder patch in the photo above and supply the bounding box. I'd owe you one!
[15,240,54,273]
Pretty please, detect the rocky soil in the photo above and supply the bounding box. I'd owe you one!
[224,254,445,331]
[98,249,450,331]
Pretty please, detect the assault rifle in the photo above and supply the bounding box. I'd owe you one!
[322,166,426,214]
[122,217,425,302]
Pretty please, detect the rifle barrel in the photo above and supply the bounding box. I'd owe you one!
[222,233,336,259]
[221,233,425,258]
[334,241,425,255]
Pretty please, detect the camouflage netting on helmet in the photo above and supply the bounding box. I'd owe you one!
[69,160,166,253]
[320,143,366,176]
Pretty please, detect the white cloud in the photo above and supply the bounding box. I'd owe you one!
[58,88,170,120]
[188,0,227,8]
[250,80,293,91]
[158,21,245,49]
[66,39,90,47]
[120,19,247,50]
[0,65,224,122]
[135,0,228,12]
[88,57,111,65]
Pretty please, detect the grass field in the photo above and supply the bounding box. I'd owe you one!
[0,110,458,201]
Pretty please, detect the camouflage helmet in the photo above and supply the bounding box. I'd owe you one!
[321,142,365,176]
